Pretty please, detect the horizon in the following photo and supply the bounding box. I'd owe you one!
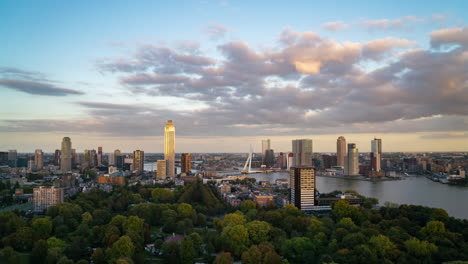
[1,0,467,152]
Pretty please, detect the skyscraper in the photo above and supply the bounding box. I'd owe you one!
[371,138,382,172]
[54,149,61,166]
[337,136,346,167]
[133,150,144,175]
[261,139,271,165]
[264,149,275,167]
[156,160,168,179]
[34,149,43,169]
[97,146,103,166]
[71,149,77,168]
[164,120,175,178]
[292,139,313,166]
[114,149,122,169]
[345,143,359,176]
[290,167,315,211]
[8,150,17,168]
[181,153,191,173]
[60,137,72,173]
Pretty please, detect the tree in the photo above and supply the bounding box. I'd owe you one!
[405,237,438,257]
[32,217,53,239]
[223,212,247,227]
[91,248,106,264]
[13,226,34,251]
[92,209,112,226]
[369,234,397,259]
[280,237,315,263]
[47,237,68,252]
[240,200,257,212]
[109,235,136,261]
[31,239,48,263]
[177,203,194,219]
[221,224,250,257]
[152,188,174,203]
[104,225,121,247]
[161,240,180,264]
[213,252,233,264]
[180,237,197,264]
[81,212,93,224]
[421,220,446,237]
[245,220,271,244]
[2,246,20,264]
[188,232,203,255]
[0,211,25,236]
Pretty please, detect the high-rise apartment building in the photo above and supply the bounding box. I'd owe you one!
[290,167,315,211]
[181,153,191,173]
[261,139,271,165]
[33,186,64,212]
[133,150,144,175]
[60,137,72,173]
[345,143,359,176]
[156,160,168,179]
[27,156,35,170]
[292,139,313,166]
[371,138,382,172]
[34,149,43,169]
[54,150,61,166]
[97,146,103,166]
[277,152,284,169]
[164,120,176,178]
[108,153,115,166]
[337,136,346,167]
[8,150,17,168]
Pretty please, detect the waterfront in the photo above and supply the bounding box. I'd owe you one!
[247,172,468,219]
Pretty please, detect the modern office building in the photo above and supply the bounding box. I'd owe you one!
[264,149,275,167]
[156,160,168,179]
[114,149,123,169]
[34,149,43,169]
[108,153,115,166]
[181,153,191,173]
[292,139,313,166]
[133,150,144,175]
[60,137,72,173]
[97,146,103,166]
[371,138,382,172]
[345,143,359,176]
[290,167,316,211]
[71,149,77,168]
[164,120,176,178]
[33,186,64,212]
[0,152,8,166]
[8,150,17,168]
[27,156,35,170]
[337,136,346,167]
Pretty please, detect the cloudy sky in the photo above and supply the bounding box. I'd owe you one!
[1,0,467,153]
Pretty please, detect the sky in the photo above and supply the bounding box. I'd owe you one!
[0,0,467,153]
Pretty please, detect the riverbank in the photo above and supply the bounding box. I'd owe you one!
[316,174,402,182]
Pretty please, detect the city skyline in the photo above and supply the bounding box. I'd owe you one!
[1,1,467,152]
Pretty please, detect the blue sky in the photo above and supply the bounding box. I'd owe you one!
[0,0,467,152]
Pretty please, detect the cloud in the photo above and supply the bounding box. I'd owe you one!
[363,16,423,31]
[322,21,349,32]
[203,23,232,40]
[420,132,468,139]
[13,26,460,138]
[361,37,417,60]
[0,67,84,96]
[430,26,468,48]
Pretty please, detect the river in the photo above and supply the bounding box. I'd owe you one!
[248,172,468,220]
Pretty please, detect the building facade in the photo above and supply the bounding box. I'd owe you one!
[35,149,43,169]
[261,139,271,165]
[292,139,313,167]
[156,160,168,179]
[133,150,144,175]
[164,120,176,178]
[290,167,315,211]
[371,138,382,172]
[33,186,64,212]
[181,153,191,173]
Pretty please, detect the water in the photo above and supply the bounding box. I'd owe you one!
[246,172,468,219]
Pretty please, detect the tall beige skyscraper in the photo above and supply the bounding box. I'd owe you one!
[371,138,382,172]
[345,143,359,176]
[292,139,313,166]
[164,120,175,178]
[60,137,72,173]
[34,149,44,169]
[337,136,346,167]
[290,167,315,211]
[261,139,270,165]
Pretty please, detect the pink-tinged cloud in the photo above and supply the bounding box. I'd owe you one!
[322,21,349,32]
[430,26,468,48]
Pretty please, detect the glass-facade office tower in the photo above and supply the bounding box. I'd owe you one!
[261,139,270,165]
[181,153,191,173]
[290,167,315,211]
[371,138,382,172]
[337,136,346,167]
[60,137,72,173]
[164,120,175,178]
[133,150,144,175]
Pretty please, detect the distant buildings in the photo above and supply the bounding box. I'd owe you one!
[261,139,270,165]
[322,154,337,169]
[264,149,275,167]
[60,137,72,173]
[0,152,8,166]
[337,136,346,167]
[292,139,313,166]
[181,153,191,173]
[98,175,125,186]
[290,167,315,211]
[133,150,144,175]
[33,186,64,212]
[34,149,43,169]
[97,146,103,166]
[345,143,359,176]
[164,120,176,178]
[54,149,61,166]
[8,150,17,167]
[371,138,382,172]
